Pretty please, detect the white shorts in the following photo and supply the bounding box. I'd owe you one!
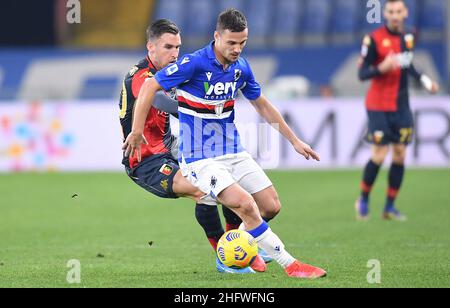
[180,152,273,206]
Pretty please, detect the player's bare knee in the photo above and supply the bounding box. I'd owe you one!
[237,197,259,217]
[372,156,385,165]
[392,151,406,164]
[272,196,282,216]
[391,145,406,164]
[372,146,389,165]
[262,195,281,219]
[372,150,388,165]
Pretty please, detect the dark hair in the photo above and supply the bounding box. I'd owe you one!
[146,19,180,42]
[216,9,247,33]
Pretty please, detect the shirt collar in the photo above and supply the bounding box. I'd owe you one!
[385,24,402,36]
[206,41,216,60]
[146,55,158,74]
[206,41,236,71]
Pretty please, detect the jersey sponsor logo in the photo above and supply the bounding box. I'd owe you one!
[382,38,391,48]
[204,81,237,98]
[159,164,174,176]
[166,64,179,76]
[156,109,169,116]
[395,51,414,68]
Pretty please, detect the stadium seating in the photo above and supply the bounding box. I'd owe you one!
[419,0,446,41]
[149,0,445,47]
[301,0,331,44]
[246,0,273,47]
[272,0,303,46]
[182,0,216,47]
[217,0,246,13]
[152,0,186,31]
[330,0,359,44]
[404,0,419,29]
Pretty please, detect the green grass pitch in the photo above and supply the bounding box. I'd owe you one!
[0,169,449,288]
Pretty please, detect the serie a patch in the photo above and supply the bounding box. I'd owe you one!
[159,164,173,176]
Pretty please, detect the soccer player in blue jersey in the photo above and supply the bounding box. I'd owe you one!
[124,9,326,278]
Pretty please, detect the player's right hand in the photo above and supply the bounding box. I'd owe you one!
[378,51,399,74]
[122,132,148,162]
[292,140,320,161]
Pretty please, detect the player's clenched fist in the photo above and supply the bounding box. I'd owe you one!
[378,51,399,74]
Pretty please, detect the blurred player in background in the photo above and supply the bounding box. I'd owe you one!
[356,0,440,221]
[124,9,327,279]
[119,19,266,274]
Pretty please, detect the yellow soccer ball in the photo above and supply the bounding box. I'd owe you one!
[216,230,258,269]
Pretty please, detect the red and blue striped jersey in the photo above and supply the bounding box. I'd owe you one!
[155,41,261,164]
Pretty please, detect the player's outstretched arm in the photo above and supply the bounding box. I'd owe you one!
[122,78,163,161]
[249,94,320,161]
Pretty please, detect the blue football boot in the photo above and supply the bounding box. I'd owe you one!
[216,258,255,274]
[355,197,369,221]
[258,248,273,263]
[383,205,407,221]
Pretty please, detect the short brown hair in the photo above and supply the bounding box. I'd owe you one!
[216,9,247,33]
[146,19,180,42]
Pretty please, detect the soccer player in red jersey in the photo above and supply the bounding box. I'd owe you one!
[356,0,439,221]
[120,20,205,202]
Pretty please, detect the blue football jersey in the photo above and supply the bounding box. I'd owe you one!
[155,41,261,163]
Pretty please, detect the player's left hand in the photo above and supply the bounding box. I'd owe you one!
[122,132,148,162]
[292,140,320,161]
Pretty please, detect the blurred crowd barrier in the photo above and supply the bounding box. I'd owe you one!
[1,98,448,172]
